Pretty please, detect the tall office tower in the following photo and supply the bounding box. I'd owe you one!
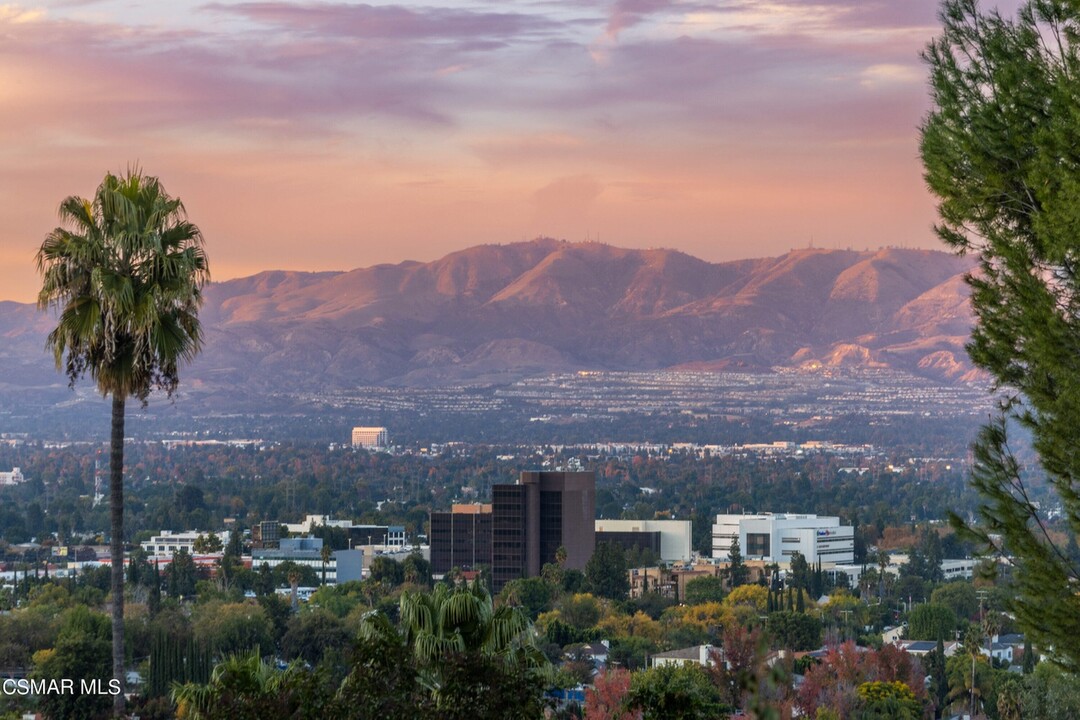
[429,503,493,575]
[492,471,595,591]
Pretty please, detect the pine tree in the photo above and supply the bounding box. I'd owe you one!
[921,0,1080,671]
[927,637,948,716]
[727,537,749,588]
[148,560,161,617]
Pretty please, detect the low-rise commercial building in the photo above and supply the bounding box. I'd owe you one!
[712,513,854,565]
[251,536,363,584]
[595,519,692,563]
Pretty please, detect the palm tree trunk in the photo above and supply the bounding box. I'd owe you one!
[110,393,126,717]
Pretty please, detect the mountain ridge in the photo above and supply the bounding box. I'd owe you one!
[2,239,979,395]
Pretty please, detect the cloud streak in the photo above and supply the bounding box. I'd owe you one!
[0,0,961,301]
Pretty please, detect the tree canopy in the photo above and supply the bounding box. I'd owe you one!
[921,0,1080,670]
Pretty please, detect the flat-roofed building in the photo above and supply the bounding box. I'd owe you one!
[712,513,853,566]
[351,427,388,449]
[595,519,692,563]
[492,471,595,591]
[0,467,25,486]
[251,536,363,584]
[142,530,231,556]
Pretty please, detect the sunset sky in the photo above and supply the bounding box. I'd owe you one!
[0,0,1019,302]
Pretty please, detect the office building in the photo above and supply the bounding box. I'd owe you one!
[351,427,389,449]
[251,536,364,584]
[142,530,231,556]
[284,514,406,549]
[429,504,493,575]
[0,467,25,486]
[595,519,692,563]
[712,513,853,565]
[253,520,280,548]
[492,471,595,591]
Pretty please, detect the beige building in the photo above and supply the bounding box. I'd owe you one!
[351,426,388,449]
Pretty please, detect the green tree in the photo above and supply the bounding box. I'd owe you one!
[500,577,553,620]
[172,652,306,720]
[30,606,113,720]
[684,575,725,605]
[357,582,548,715]
[727,537,749,588]
[586,542,629,601]
[930,582,978,621]
[280,609,350,666]
[767,611,822,652]
[194,533,223,554]
[166,547,198,599]
[855,680,922,720]
[1019,662,1080,719]
[626,663,726,720]
[787,551,810,592]
[36,168,209,713]
[193,601,274,658]
[921,0,1080,671]
[906,603,958,642]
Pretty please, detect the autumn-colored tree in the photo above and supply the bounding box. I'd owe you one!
[796,642,928,719]
[584,667,640,720]
[709,624,765,713]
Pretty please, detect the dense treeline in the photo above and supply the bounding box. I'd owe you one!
[0,442,998,549]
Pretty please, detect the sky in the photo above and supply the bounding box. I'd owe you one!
[0,0,1019,302]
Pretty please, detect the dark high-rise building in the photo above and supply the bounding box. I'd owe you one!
[492,471,595,591]
[429,504,493,575]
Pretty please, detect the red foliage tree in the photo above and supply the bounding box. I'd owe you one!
[796,641,927,719]
[585,668,641,720]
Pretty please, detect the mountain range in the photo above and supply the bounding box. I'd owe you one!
[1,238,980,400]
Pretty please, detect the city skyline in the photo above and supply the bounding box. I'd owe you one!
[0,0,1020,301]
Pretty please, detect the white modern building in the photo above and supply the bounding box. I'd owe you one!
[712,513,854,566]
[594,519,693,563]
[142,530,231,556]
[351,426,389,449]
[0,467,25,486]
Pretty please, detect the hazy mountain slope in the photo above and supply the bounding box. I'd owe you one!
[0,239,978,394]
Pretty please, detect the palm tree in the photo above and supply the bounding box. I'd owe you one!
[172,651,303,720]
[36,169,209,715]
[320,543,331,585]
[359,582,547,708]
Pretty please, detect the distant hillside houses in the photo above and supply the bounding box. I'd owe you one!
[0,467,25,486]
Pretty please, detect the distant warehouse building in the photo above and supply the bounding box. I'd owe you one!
[595,519,692,563]
[351,427,389,449]
[713,513,853,566]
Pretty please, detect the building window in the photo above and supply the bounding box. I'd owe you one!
[746,533,770,557]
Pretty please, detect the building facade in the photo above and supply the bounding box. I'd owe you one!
[595,519,692,563]
[351,427,389,449]
[141,530,231,556]
[430,504,493,575]
[251,536,364,584]
[492,471,595,591]
[0,467,25,486]
[712,513,854,565]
